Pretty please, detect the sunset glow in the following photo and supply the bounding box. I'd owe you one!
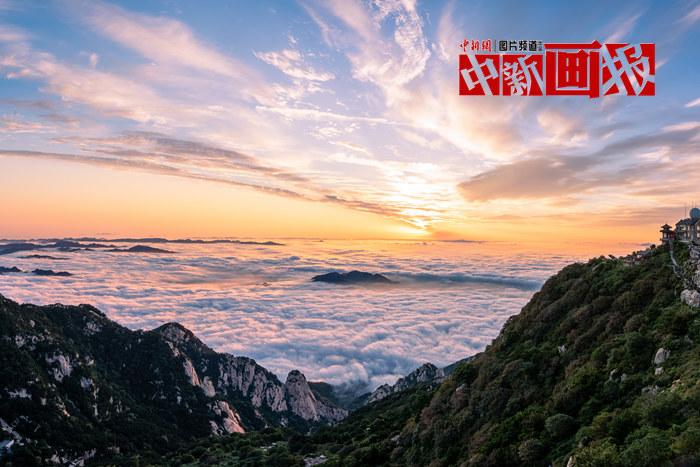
[0,1,697,244]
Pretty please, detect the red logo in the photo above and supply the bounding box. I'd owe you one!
[459,39,655,98]
[502,54,544,96]
[459,54,500,95]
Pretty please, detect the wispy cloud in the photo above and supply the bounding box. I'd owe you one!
[679,2,700,28]
[1,0,699,239]
[0,130,449,228]
[0,114,58,134]
[256,105,393,124]
[306,0,431,103]
[0,147,312,199]
[255,48,335,82]
[459,126,700,202]
[79,0,260,84]
[686,97,700,108]
[537,108,588,145]
[604,12,642,43]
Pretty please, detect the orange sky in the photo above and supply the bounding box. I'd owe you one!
[1,1,699,245]
[0,155,676,245]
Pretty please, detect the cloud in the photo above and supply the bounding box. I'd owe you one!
[255,48,335,81]
[0,15,454,231]
[0,115,57,134]
[686,97,700,108]
[0,147,310,200]
[679,2,700,27]
[256,105,393,124]
[88,52,98,68]
[604,12,642,43]
[0,0,20,11]
[301,2,525,161]
[59,131,311,183]
[0,24,28,42]
[306,0,431,102]
[330,140,372,155]
[0,32,184,124]
[0,239,572,390]
[537,108,588,145]
[386,75,525,158]
[79,0,258,83]
[2,0,699,239]
[0,131,439,227]
[459,126,700,202]
[459,156,602,201]
[433,0,457,63]
[663,121,700,132]
[0,20,289,153]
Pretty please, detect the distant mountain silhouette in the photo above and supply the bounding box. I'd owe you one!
[107,245,174,254]
[312,270,394,285]
[31,269,72,276]
[0,266,21,273]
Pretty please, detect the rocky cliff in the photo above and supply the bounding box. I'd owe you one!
[365,363,444,404]
[159,242,700,467]
[680,244,700,308]
[0,294,345,464]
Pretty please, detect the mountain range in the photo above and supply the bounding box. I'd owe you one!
[0,295,347,465]
[2,241,700,466]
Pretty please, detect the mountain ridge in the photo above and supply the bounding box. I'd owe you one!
[0,294,346,465]
[159,242,700,467]
[4,242,700,466]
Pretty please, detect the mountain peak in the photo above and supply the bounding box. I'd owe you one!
[286,369,307,383]
[152,322,197,344]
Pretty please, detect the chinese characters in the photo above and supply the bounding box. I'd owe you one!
[459,39,655,97]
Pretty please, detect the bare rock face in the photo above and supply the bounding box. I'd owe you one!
[155,322,201,347]
[45,353,73,382]
[216,355,288,412]
[684,246,700,307]
[182,357,201,387]
[285,370,347,423]
[156,323,345,427]
[653,348,670,366]
[209,400,245,434]
[394,363,444,392]
[367,363,444,404]
[681,289,700,308]
[0,293,349,463]
[367,384,393,404]
[286,370,319,420]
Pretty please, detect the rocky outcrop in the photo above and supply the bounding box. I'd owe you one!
[0,293,347,463]
[681,245,700,308]
[107,245,174,254]
[31,269,72,277]
[653,348,670,365]
[153,324,345,427]
[285,371,347,423]
[155,322,197,346]
[44,353,73,382]
[209,400,245,434]
[312,270,393,285]
[681,289,700,308]
[217,355,288,412]
[366,363,444,404]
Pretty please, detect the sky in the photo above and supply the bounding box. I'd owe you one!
[1,0,700,243]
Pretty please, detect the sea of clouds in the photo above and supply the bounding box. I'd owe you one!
[0,238,637,394]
